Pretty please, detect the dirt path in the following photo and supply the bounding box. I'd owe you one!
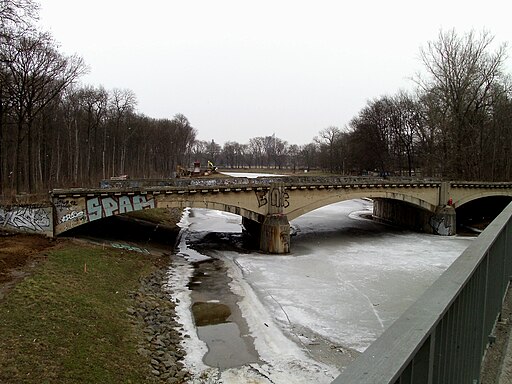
[0,232,58,300]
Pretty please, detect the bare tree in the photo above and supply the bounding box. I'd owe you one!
[172,113,196,170]
[314,126,342,173]
[385,92,423,176]
[416,29,509,179]
[78,86,108,183]
[106,88,136,176]
[248,137,264,168]
[0,0,40,195]
[222,141,237,168]
[273,137,288,169]
[300,143,318,172]
[0,0,39,31]
[348,99,394,175]
[0,30,86,192]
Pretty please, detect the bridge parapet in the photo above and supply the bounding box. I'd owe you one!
[98,176,445,190]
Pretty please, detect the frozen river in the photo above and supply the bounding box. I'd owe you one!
[166,198,474,383]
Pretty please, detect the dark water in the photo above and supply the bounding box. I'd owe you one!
[187,258,261,369]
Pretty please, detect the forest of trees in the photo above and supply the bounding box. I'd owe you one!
[1,1,511,199]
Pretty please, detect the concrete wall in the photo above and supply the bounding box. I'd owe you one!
[0,204,53,236]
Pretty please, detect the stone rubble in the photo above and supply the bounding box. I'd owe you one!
[129,265,191,383]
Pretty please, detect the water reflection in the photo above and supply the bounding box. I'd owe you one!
[187,258,261,369]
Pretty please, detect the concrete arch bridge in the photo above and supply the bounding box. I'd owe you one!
[51,177,512,254]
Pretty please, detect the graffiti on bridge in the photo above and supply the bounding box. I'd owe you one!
[255,187,290,210]
[86,194,155,221]
[0,206,51,232]
[54,198,87,226]
[270,187,289,209]
[255,190,268,208]
[60,210,85,223]
[430,215,452,236]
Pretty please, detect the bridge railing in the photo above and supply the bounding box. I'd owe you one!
[332,201,512,384]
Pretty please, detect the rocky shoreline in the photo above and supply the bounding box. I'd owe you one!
[128,264,191,383]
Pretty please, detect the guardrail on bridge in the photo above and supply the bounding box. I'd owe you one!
[332,201,512,384]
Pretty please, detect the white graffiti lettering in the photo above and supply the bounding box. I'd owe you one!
[86,194,155,222]
[0,207,51,231]
[54,199,78,209]
[60,210,85,223]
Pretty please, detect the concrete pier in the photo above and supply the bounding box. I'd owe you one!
[259,214,290,254]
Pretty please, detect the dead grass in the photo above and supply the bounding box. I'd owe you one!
[0,240,159,383]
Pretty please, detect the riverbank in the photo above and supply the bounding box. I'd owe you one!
[0,209,188,383]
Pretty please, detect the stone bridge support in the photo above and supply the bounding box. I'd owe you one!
[242,183,291,254]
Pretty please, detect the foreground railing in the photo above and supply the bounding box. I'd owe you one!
[332,201,512,384]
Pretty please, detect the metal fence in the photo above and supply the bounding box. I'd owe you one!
[332,201,512,384]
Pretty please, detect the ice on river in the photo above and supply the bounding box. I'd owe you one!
[167,199,473,383]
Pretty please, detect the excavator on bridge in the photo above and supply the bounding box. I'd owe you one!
[176,161,218,178]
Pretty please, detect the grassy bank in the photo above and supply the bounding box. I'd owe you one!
[0,242,159,383]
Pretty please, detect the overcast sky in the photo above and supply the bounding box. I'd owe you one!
[38,1,511,146]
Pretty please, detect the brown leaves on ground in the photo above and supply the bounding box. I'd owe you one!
[0,233,56,298]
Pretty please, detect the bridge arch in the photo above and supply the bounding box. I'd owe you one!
[286,190,437,221]
[155,199,264,223]
[453,190,512,208]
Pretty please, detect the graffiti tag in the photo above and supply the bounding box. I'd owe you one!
[270,187,289,209]
[430,216,451,236]
[0,207,51,231]
[54,199,78,210]
[86,195,155,222]
[60,210,85,223]
[255,190,268,207]
[255,187,290,210]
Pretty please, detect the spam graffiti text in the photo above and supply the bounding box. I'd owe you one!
[0,207,51,231]
[86,195,155,221]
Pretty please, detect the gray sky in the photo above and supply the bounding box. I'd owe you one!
[38,0,511,146]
